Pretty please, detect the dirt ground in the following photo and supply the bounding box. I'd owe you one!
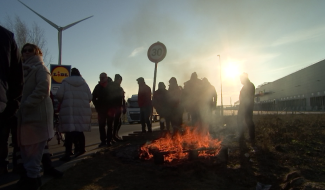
[42,114,325,190]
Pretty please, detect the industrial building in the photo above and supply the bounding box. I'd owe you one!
[254,59,325,111]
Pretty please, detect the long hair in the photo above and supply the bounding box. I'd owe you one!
[21,43,43,57]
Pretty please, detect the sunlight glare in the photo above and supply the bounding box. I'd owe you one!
[223,62,240,78]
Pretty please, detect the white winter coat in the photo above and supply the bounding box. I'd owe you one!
[17,55,54,146]
[56,76,92,132]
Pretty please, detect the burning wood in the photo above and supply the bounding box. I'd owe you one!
[139,127,222,163]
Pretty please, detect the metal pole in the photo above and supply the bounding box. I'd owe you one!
[151,62,158,122]
[153,62,158,93]
[218,55,223,116]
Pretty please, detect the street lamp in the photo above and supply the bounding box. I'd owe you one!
[217,55,223,116]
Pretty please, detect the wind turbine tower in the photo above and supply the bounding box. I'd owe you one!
[18,0,93,65]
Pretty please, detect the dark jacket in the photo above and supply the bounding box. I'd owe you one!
[92,81,110,112]
[107,81,124,107]
[138,84,151,107]
[183,78,202,111]
[152,88,169,116]
[0,26,23,117]
[239,79,255,111]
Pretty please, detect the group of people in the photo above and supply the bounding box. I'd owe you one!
[0,25,256,189]
[150,72,218,135]
[0,26,95,189]
[92,73,126,148]
[1,26,64,189]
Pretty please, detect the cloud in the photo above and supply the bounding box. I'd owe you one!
[129,46,145,57]
[271,25,325,47]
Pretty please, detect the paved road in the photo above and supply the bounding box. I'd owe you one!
[0,122,160,190]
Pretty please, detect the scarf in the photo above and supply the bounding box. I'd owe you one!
[99,81,108,87]
[22,55,44,78]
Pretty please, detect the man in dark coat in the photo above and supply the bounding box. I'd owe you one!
[238,72,256,146]
[183,72,203,126]
[0,26,23,175]
[152,82,170,131]
[137,77,152,133]
[92,72,112,147]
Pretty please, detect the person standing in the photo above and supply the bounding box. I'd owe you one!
[107,74,125,142]
[152,82,170,131]
[92,73,112,147]
[183,72,203,126]
[16,43,54,189]
[56,68,92,161]
[0,26,23,176]
[202,77,217,130]
[137,77,152,133]
[238,72,256,147]
[167,77,183,134]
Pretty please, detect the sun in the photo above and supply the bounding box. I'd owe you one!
[223,62,240,78]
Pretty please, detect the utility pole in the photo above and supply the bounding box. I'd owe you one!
[218,55,223,116]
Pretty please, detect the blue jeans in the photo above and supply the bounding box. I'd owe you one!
[20,140,47,178]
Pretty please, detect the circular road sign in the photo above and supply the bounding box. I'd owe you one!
[147,42,167,63]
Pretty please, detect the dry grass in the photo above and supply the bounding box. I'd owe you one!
[42,114,325,190]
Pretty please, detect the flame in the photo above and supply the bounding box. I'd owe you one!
[139,126,222,162]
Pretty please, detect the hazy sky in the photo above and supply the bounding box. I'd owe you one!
[1,0,325,105]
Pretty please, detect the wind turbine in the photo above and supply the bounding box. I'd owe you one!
[18,0,93,65]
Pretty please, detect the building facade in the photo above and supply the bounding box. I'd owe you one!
[255,59,325,111]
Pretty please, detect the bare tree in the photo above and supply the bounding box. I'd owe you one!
[1,15,53,66]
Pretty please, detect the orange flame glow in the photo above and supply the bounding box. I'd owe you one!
[139,127,222,162]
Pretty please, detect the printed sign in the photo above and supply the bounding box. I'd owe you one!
[50,65,71,84]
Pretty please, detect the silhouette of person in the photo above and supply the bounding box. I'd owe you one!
[137,77,152,133]
[201,77,217,129]
[0,26,23,175]
[183,72,203,126]
[237,72,256,147]
[153,82,170,131]
[167,77,183,134]
[92,72,112,147]
[107,74,125,143]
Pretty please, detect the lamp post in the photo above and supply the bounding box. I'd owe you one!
[217,55,223,116]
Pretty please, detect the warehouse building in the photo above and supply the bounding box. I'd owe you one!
[254,59,325,111]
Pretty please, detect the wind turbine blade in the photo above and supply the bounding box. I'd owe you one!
[61,15,93,31]
[18,0,60,30]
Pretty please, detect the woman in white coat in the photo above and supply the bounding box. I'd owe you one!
[56,68,92,161]
[16,43,54,189]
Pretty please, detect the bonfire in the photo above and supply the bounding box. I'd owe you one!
[140,126,222,162]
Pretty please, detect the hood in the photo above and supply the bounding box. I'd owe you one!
[62,76,86,87]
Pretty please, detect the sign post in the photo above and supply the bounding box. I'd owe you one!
[50,64,71,110]
[147,42,167,123]
[147,41,167,93]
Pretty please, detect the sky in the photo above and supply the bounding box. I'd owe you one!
[1,0,325,105]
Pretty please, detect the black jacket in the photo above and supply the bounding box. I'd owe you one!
[239,79,255,111]
[107,81,124,107]
[0,26,23,118]
[92,82,110,112]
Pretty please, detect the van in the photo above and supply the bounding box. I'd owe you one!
[126,94,159,124]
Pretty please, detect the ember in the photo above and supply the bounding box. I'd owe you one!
[139,127,222,162]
